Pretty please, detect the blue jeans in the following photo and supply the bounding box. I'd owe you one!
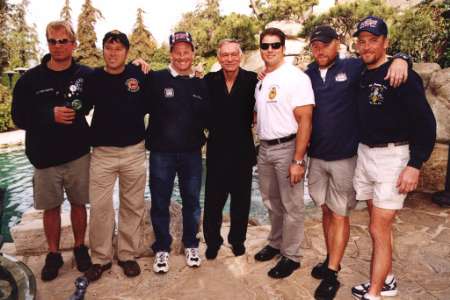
[149,150,202,252]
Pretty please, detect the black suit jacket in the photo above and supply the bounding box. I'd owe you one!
[204,68,258,175]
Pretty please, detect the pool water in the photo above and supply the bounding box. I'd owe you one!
[0,147,272,242]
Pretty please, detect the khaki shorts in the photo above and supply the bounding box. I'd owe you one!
[353,143,409,210]
[308,156,357,216]
[33,154,90,210]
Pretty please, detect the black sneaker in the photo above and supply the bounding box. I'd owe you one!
[314,268,340,300]
[205,245,220,260]
[267,256,300,279]
[41,252,64,281]
[311,256,329,279]
[73,244,92,272]
[231,244,245,257]
[254,245,280,262]
[351,276,398,299]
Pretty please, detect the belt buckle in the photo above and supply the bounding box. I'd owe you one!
[276,138,281,144]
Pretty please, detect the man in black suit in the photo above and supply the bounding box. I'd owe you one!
[203,39,258,259]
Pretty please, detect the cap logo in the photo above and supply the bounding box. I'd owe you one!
[360,19,378,29]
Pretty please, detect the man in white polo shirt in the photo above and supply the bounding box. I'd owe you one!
[254,27,315,279]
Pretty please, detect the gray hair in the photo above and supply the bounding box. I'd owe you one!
[217,39,243,56]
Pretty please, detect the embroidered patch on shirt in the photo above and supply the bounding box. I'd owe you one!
[267,85,279,102]
[164,88,174,98]
[335,72,348,82]
[36,88,54,95]
[125,78,140,93]
[368,83,387,105]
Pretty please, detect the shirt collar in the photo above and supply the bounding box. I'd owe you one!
[168,64,195,78]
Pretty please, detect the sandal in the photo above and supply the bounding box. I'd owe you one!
[84,262,112,282]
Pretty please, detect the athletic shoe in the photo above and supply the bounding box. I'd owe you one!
[351,276,398,299]
[153,251,169,273]
[185,247,201,267]
[361,293,381,300]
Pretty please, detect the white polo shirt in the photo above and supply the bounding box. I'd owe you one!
[255,62,315,140]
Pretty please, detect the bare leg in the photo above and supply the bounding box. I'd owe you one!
[44,206,61,253]
[71,203,87,247]
[321,204,331,254]
[327,211,350,271]
[368,200,397,296]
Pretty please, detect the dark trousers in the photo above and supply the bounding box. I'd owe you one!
[149,150,202,252]
[203,164,253,248]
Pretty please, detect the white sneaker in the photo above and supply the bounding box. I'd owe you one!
[352,276,398,299]
[153,251,169,273]
[185,247,201,267]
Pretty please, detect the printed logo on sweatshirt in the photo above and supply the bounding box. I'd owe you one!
[125,78,140,93]
[335,72,347,82]
[192,94,202,100]
[36,88,54,95]
[164,88,175,98]
[368,83,387,105]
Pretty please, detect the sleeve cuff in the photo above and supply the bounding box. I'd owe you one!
[407,159,423,170]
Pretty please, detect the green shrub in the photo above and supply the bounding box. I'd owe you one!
[0,84,13,132]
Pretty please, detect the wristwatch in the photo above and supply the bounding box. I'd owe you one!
[291,159,305,167]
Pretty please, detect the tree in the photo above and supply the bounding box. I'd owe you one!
[60,0,72,24]
[7,0,40,69]
[390,0,449,66]
[0,0,10,75]
[128,8,157,63]
[302,0,395,52]
[150,43,171,71]
[251,0,318,23]
[175,0,221,57]
[75,0,103,67]
[211,13,260,52]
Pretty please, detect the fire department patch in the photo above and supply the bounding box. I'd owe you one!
[368,83,387,105]
[268,85,279,102]
[125,78,140,93]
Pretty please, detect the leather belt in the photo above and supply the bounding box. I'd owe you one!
[262,134,296,146]
[364,141,409,148]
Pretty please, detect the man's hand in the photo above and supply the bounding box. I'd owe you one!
[132,58,150,74]
[54,106,75,124]
[396,166,420,194]
[257,68,267,81]
[288,164,305,187]
[385,58,408,88]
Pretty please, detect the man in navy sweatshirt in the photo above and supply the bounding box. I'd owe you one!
[12,20,92,281]
[351,16,436,300]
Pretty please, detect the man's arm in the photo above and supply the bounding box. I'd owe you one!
[289,104,313,186]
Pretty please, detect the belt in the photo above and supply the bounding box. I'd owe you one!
[262,134,296,146]
[364,141,409,148]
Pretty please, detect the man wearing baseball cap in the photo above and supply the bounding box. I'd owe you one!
[145,31,210,274]
[351,16,436,300]
[84,30,148,282]
[305,23,411,299]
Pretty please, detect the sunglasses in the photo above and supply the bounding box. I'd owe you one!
[260,42,282,50]
[47,38,72,45]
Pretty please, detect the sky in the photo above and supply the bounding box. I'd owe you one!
[13,0,253,52]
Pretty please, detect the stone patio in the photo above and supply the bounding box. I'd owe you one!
[2,192,449,299]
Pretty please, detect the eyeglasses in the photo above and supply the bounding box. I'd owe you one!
[260,42,282,50]
[47,39,72,45]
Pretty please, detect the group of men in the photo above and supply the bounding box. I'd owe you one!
[11,14,436,300]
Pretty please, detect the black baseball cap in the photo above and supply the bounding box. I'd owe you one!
[353,16,388,37]
[103,30,130,49]
[310,25,338,43]
[169,31,194,50]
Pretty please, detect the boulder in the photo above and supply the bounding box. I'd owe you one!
[10,209,89,255]
[426,67,450,143]
[266,20,303,37]
[417,143,448,193]
[413,63,441,89]
[241,49,264,73]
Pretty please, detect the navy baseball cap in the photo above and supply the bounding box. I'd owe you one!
[310,25,338,43]
[353,16,388,37]
[169,31,194,50]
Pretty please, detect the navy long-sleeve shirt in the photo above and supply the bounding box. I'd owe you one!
[357,60,436,169]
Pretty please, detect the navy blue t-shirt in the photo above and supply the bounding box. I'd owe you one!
[306,58,362,161]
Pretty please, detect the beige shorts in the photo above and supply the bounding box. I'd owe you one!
[353,143,409,210]
[308,156,357,216]
[33,153,90,210]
